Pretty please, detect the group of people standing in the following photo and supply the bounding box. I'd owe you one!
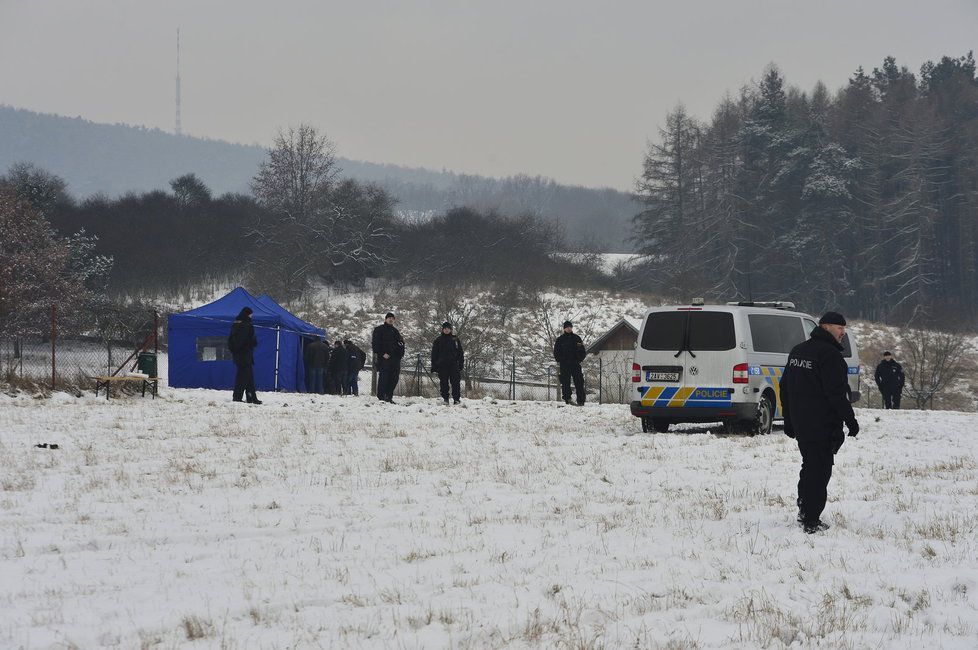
[229,308,593,407]
[303,337,367,396]
[370,312,466,405]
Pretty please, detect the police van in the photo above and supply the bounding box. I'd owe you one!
[629,301,861,434]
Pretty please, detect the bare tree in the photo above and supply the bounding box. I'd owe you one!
[249,125,394,299]
[900,327,969,409]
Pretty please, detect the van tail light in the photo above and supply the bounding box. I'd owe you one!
[733,363,750,384]
[632,363,641,382]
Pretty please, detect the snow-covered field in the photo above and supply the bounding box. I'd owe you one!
[2,390,977,648]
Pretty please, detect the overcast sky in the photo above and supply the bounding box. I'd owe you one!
[1,0,976,190]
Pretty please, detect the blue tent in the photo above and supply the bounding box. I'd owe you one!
[168,287,325,392]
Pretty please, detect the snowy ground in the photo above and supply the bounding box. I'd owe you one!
[1,391,977,649]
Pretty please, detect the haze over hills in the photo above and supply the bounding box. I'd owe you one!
[0,105,637,251]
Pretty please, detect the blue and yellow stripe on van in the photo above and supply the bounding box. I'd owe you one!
[638,386,733,408]
[751,365,784,416]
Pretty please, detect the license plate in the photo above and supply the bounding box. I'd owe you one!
[647,371,680,382]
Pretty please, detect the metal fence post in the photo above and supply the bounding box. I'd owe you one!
[50,304,56,390]
[598,357,603,404]
[510,354,516,400]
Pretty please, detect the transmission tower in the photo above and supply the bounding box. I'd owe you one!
[175,28,182,136]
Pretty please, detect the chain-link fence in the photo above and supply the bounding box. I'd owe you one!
[1,305,162,390]
[372,352,633,403]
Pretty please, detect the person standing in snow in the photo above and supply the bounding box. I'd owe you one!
[328,340,348,395]
[227,306,261,404]
[372,312,405,403]
[779,311,859,534]
[553,320,587,406]
[874,351,905,409]
[344,339,367,396]
[430,321,464,404]
[303,335,330,394]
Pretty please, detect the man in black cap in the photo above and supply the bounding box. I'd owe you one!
[874,351,905,409]
[227,307,262,404]
[431,321,464,404]
[371,312,405,402]
[780,311,859,534]
[553,320,587,405]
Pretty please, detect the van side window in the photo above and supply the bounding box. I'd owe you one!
[749,314,806,353]
[688,312,735,351]
[640,312,686,351]
[841,334,853,357]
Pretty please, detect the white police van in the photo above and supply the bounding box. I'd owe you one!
[629,301,861,434]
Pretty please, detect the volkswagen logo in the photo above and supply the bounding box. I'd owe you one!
[690,366,699,375]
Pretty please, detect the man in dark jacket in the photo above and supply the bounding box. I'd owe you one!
[431,321,464,404]
[780,311,859,534]
[303,336,330,394]
[553,320,587,405]
[371,312,405,402]
[328,340,348,395]
[344,339,367,396]
[874,351,905,409]
[227,307,261,404]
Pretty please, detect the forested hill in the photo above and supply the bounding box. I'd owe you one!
[0,105,637,251]
[631,53,978,326]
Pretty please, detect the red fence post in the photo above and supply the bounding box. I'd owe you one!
[50,303,56,390]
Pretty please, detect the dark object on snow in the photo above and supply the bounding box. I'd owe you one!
[35,443,60,449]
[780,324,858,528]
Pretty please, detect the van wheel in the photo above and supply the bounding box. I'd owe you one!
[641,417,652,433]
[752,395,775,436]
[651,418,670,433]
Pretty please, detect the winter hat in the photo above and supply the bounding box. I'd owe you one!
[563,320,573,329]
[883,350,892,356]
[385,312,395,320]
[442,321,453,330]
[237,307,253,319]
[818,311,846,326]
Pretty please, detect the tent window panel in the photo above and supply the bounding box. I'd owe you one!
[197,336,233,362]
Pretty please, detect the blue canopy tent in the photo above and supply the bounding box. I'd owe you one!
[168,287,325,392]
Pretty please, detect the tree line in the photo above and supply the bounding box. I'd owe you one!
[0,125,605,319]
[630,53,978,327]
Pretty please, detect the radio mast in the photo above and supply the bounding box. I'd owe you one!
[175,28,182,136]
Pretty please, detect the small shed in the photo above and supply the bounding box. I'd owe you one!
[587,317,642,403]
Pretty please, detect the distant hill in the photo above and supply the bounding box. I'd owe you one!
[0,105,638,251]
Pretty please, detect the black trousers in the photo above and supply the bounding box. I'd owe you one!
[377,359,401,401]
[881,389,901,409]
[797,439,835,525]
[233,363,257,402]
[330,370,348,395]
[437,365,461,401]
[559,363,586,404]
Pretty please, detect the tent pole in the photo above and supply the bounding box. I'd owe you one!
[274,325,281,391]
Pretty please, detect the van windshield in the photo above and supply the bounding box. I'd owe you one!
[640,311,736,352]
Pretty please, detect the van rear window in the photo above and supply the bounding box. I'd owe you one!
[640,311,735,352]
[688,312,736,351]
[640,312,686,351]
[749,314,806,353]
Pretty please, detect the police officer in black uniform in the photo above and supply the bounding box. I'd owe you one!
[553,320,587,406]
[874,351,905,409]
[430,321,464,404]
[371,312,405,403]
[780,311,859,534]
[228,307,261,404]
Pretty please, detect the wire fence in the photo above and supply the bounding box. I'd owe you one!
[1,305,161,390]
[377,353,633,404]
[3,305,633,404]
